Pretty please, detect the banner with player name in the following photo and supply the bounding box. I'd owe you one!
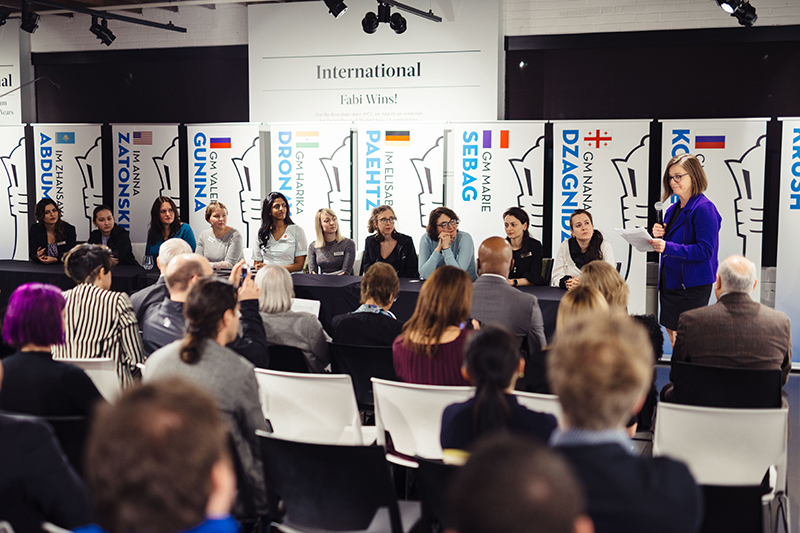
[33,124,102,241]
[660,118,768,273]
[112,125,180,244]
[775,118,800,361]
[451,122,546,248]
[552,120,650,314]
[268,124,352,241]
[355,123,445,250]
[187,123,262,250]
[0,125,28,259]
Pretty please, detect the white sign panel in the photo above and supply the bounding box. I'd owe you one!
[248,0,501,123]
[0,125,28,259]
[355,123,445,249]
[775,118,800,362]
[112,125,180,243]
[0,26,22,125]
[33,125,102,241]
[660,119,767,269]
[269,123,353,240]
[553,120,651,315]
[452,122,546,248]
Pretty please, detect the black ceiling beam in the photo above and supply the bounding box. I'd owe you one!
[23,0,187,32]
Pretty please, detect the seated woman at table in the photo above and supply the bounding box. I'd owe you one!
[551,209,615,290]
[504,206,546,286]
[419,207,477,281]
[308,207,355,275]
[440,326,557,452]
[360,205,418,278]
[0,282,103,417]
[255,264,330,372]
[52,244,145,388]
[253,192,307,272]
[144,196,196,260]
[29,198,77,264]
[332,263,403,346]
[87,205,138,266]
[196,200,244,269]
[393,266,476,386]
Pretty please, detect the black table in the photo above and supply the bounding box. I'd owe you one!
[291,274,564,343]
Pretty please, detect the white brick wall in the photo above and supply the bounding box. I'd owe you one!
[30,3,247,53]
[504,0,800,36]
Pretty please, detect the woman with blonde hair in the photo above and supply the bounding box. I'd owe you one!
[307,207,356,275]
[580,260,629,310]
[196,200,244,269]
[393,266,476,385]
[359,205,419,278]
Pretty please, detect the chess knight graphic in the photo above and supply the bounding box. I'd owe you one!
[154,137,180,210]
[319,135,352,230]
[77,136,103,233]
[724,134,766,257]
[0,136,28,259]
[411,136,445,229]
[510,135,546,233]
[611,135,650,280]
[233,137,261,248]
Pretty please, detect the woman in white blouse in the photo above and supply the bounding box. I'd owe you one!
[252,192,307,272]
[551,209,615,290]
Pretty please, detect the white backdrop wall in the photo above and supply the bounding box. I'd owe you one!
[0,26,22,125]
[0,125,28,259]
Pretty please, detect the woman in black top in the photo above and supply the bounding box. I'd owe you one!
[359,205,419,279]
[29,198,77,263]
[504,207,545,286]
[87,205,138,266]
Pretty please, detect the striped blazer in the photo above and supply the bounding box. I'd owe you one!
[52,283,145,387]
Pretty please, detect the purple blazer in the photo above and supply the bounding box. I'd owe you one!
[659,193,721,290]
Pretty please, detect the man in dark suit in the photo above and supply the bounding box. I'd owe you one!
[662,255,792,401]
[130,238,192,323]
[470,237,546,354]
[549,312,702,533]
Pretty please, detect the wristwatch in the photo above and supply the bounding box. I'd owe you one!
[512,279,518,287]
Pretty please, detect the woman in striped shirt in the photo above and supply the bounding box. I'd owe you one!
[52,244,145,387]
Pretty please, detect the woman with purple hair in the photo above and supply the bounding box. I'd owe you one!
[0,283,103,416]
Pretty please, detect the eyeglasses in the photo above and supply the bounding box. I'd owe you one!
[436,219,459,230]
[669,173,689,183]
[378,217,396,224]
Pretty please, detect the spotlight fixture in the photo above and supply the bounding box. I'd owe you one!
[90,16,116,46]
[389,12,406,34]
[361,11,378,33]
[714,0,757,26]
[363,1,421,34]
[20,2,40,34]
[0,6,10,26]
[323,0,347,19]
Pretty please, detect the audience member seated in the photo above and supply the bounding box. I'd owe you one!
[145,196,197,260]
[580,260,629,310]
[29,198,77,264]
[0,283,103,416]
[307,208,356,275]
[525,286,608,395]
[255,265,330,372]
[196,201,244,270]
[131,238,192,323]
[252,192,307,272]
[76,379,238,533]
[549,312,702,533]
[503,207,546,286]
[418,207,477,281]
[440,326,557,452]
[551,209,615,290]
[446,435,593,533]
[470,236,546,355]
[0,361,93,533]
[145,278,268,520]
[52,245,145,387]
[359,204,419,278]
[87,205,138,266]
[661,254,792,402]
[331,262,403,346]
[393,266,475,386]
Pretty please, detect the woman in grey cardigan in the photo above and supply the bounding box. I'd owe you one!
[145,277,268,520]
[255,265,331,372]
[196,201,244,269]
[307,207,356,275]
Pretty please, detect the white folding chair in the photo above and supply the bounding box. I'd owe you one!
[59,358,121,402]
[512,390,563,425]
[254,369,370,445]
[653,403,789,491]
[371,378,474,467]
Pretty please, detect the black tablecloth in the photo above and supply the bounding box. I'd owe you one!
[291,274,563,343]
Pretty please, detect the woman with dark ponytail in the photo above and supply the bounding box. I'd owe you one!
[440,326,557,452]
[145,277,269,521]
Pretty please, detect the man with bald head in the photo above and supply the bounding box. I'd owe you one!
[662,255,792,401]
[471,237,546,359]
